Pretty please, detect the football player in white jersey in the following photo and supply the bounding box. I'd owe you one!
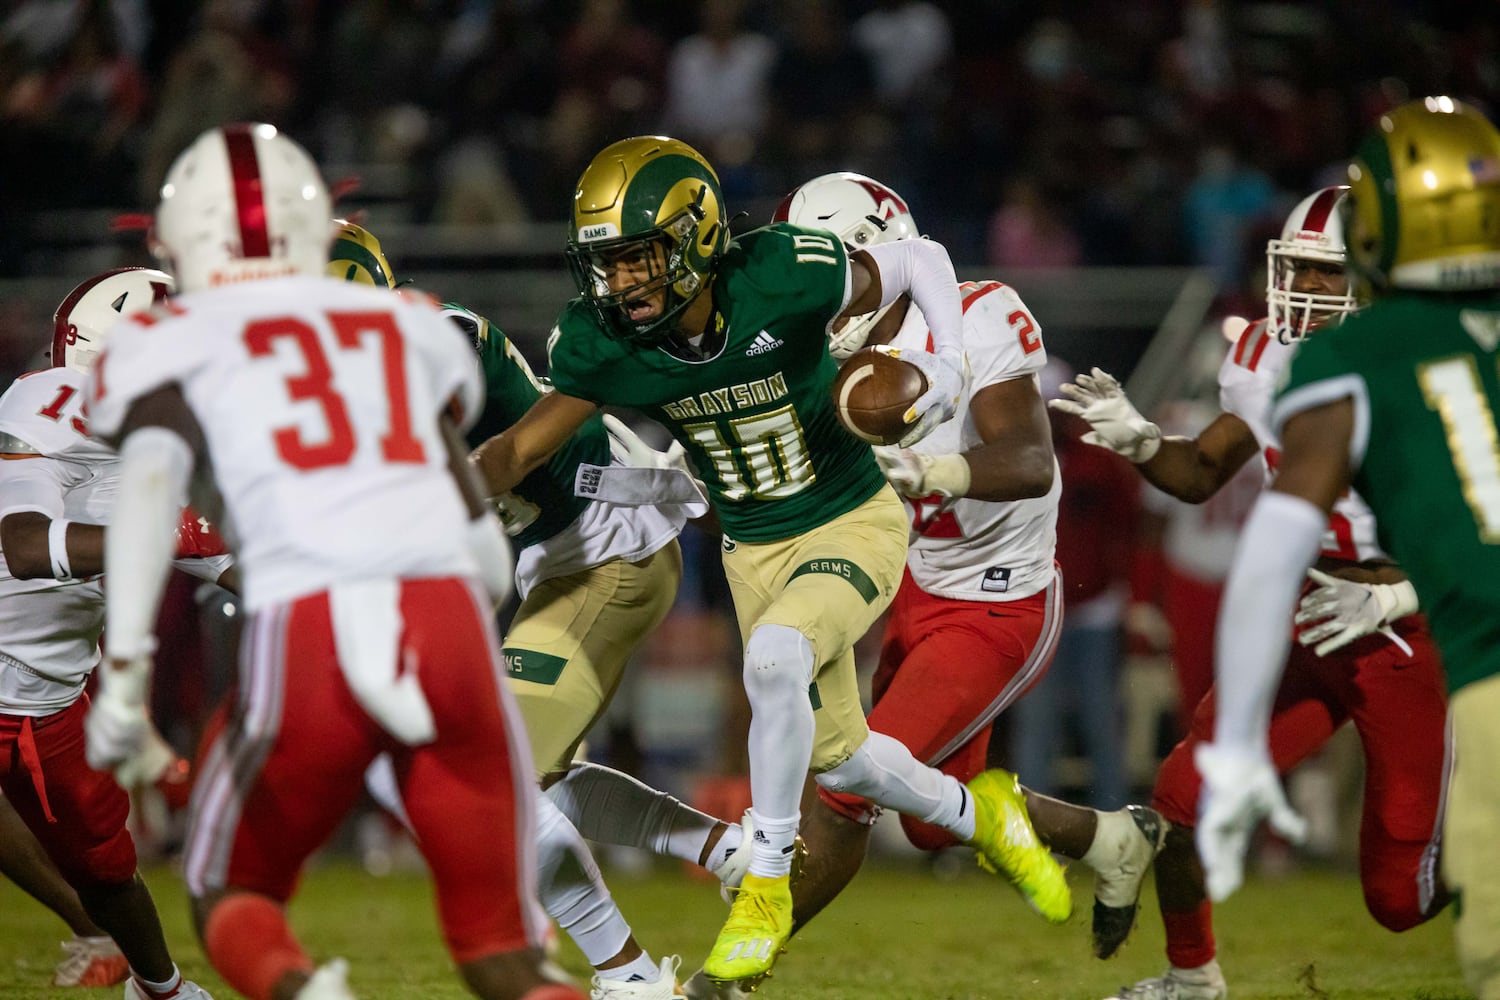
[0,267,221,998]
[755,172,1170,974]
[1052,187,1449,1000]
[81,122,584,1000]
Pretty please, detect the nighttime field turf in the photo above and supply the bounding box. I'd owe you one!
[0,856,1469,999]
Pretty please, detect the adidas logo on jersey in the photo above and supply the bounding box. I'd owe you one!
[745,330,784,356]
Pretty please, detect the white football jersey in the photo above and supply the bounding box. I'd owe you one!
[1218,319,1386,562]
[87,277,487,612]
[0,367,115,713]
[887,280,1060,601]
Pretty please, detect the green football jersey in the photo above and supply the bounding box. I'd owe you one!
[444,303,609,550]
[547,223,887,543]
[1275,290,1500,692]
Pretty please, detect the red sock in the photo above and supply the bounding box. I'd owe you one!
[518,986,587,1000]
[1162,900,1217,970]
[203,893,313,1000]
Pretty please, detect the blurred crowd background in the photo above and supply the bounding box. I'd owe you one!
[2,0,1496,866]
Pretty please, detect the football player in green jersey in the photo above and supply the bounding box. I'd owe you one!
[331,224,753,1000]
[1195,99,1500,1000]
[470,136,1069,991]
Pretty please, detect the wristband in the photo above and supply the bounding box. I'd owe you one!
[48,518,72,581]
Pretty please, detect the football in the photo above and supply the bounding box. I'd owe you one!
[832,346,928,445]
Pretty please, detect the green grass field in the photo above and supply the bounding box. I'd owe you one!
[0,857,1470,999]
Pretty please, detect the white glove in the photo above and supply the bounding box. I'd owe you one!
[1294,569,1418,657]
[85,656,153,779]
[1194,743,1308,902]
[876,346,965,448]
[872,446,971,498]
[603,414,694,476]
[111,721,179,789]
[1048,367,1162,462]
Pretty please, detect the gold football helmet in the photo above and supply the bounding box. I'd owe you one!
[327,219,396,288]
[564,136,729,345]
[1344,97,1500,291]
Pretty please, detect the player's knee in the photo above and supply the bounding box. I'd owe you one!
[1362,874,1427,931]
[815,785,880,827]
[67,829,138,888]
[742,623,816,704]
[899,813,958,853]
[1150,742,1200,827]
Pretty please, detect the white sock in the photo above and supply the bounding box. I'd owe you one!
[747,809,800,879]
[1082,808,1132,871]
[704,821,744,875]
[546,762,721,865]
[815,732,975,840]
[133,965,181,994]
[597,949,661,984]
[533,791,632,969]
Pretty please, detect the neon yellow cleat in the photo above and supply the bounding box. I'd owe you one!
[966,769,1073,923]
[702,873,794,990]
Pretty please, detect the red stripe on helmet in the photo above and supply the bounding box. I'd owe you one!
[223,125,271,258]
[1299,187,1340,236]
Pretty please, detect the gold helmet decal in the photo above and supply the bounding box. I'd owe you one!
[1345,97,1500,291]
[327,220,396,288]
[565,136,729,344]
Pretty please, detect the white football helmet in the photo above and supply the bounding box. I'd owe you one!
[153,122,334,293]
[1266,185,1357,341]
[52,267,175,373]
[774,171,920,359]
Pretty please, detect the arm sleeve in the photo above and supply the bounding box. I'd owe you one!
[104,427,195,660]
[862,239,965,361]
[1212,491,1327,750]
[0,457,73,520]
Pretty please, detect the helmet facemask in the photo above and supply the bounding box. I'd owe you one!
[1265,186,1357,342]
[1265,244,1356,342]
[566,197,713,346]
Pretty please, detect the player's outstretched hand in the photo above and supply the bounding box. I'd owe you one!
[873,446,970,499]
[603,414,693,477]
[1194,743,1308,902]
[1048,367,1163,463]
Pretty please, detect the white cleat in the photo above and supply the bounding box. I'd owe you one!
[711,813,755,904]
[681,968,753,999]
[1105,961,1228,1000]
[591,955,686,999]
[1090,805,1169,959]
[54,934,129,987]
[295,958,359,1000]
[124,978,215,999]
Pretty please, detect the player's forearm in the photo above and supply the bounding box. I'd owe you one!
[104,427,193,660]
[862,239,964,361]
[1137,437,1237,504]
[469,430,544,499]
[0,512,105,579]
[1212,492,1326,749]
[963,441,1054,501]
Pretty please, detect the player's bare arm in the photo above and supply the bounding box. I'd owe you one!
[1139,411,1261,504]
[1269,398,1355,516]
[963,376,1055,501]
[0,512,103,580]
[842,250,883,318]
[469,389,598,498]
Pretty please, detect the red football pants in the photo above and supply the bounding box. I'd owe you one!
[822,569,1063,850]
[1154,613,1449,932]
[183,577,545,963]
[0,695,137,886]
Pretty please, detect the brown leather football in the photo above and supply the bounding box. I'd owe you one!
[832,346,928,445]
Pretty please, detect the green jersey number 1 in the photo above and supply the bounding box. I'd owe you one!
[684,404,816,501]
[1418,355,1500,542]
